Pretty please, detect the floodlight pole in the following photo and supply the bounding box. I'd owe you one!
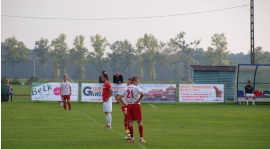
[250,0,255,64]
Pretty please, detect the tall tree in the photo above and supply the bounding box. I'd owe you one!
[88,34,109,74]
[136,34,159,81]
[252,46,270,64]
[175,32,200,77]
[210,33,229,65]
[1,36,29,77]
[50,34,69,79]
[70,35,88,80]
[108,39,135,77]
[34,38,50,78]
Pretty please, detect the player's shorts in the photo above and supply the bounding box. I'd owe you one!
[62,95,70,100]
[246,93,256,97]
[121,106,127,112]
[127,104,142,121]
[103,97,112,112]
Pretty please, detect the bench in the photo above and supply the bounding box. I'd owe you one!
[237,90,270,105]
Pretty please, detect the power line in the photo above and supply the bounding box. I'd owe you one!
[1,4,249,21]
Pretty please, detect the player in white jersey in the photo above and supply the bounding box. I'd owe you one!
[118,77,146,143]
[60,75,72,110]
[115,78,132,139]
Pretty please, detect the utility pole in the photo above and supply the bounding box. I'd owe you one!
[250,0,255,64]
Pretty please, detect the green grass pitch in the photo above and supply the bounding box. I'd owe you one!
[1,102,270,149]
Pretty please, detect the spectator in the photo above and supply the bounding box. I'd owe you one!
[99,71,109,83]
[2,78,13,102]
[113,72,123,84]
[245,80,256,105]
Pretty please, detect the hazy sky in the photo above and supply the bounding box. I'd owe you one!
[1,0,270,54]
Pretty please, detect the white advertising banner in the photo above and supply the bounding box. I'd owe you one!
[179,84,224,102]
[31,82,79,101]
[81,83,177,102]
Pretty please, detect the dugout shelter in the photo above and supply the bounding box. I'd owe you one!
[190,65,236,99]
[234,64,270,104]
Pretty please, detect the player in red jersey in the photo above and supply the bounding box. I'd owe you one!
[115,78,132,136]
[60,75,72,110]
[101,73,113,129]
[118,77,146,143]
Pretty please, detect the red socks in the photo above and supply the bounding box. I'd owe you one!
[139,125,143,138]
[124,116,129,130]
[63,100,66,110]
[129,126,134,138]
[68,102,71,110]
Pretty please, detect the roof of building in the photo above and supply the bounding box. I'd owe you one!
[190,65,236,72]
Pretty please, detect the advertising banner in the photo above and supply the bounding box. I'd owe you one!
[179,84,224,102]
[81,83,176,102]
[31,82,79,101]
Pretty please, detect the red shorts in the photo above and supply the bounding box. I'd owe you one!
[121,106,127,112]
[62,95,70,100]
[127,104,142,121]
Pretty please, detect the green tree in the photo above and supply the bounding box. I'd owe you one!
[34,38,50,79]
[108,39,135,76]
[70,35,89,80]
[136,34,159,81]
[210,33,229,65]
[50,34,69,79]
[88,34,109,74]
[203,47,217,65]
[1,36,29,77]
[253,46,270,64]
[175,32,200,77]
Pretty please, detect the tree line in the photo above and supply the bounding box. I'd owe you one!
[1,32,270,81]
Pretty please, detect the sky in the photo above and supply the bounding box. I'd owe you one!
[1,0,270,54]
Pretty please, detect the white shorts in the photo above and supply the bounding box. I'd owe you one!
[103,97,112,112]
[246,94,255,97]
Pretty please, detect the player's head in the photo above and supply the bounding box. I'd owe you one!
[247,80,251,85]
[131,77,139,86]
[127,78,132,86]
[115,72,120,77]
[5,78,9,84]
[102,71,106,75]
[101,73,109,82]
[63,75,68,82]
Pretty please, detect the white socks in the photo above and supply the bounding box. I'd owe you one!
[252,100,255,104]
[106,113,112,126]
[246,100,248,105]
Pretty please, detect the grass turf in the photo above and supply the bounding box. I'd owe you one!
[2,102,270,149]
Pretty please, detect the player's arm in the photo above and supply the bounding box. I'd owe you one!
[135,91,144,104]
[69,86,72,96]
[115,94,126,107]
[119,95,127,107]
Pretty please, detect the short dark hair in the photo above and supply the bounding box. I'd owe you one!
[131,77,139,83]
[102,71,106,74]
[247,80,251,83]
[102,73,109,80]
[128,78,132,81]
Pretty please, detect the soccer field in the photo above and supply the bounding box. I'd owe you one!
[1,102,270,149]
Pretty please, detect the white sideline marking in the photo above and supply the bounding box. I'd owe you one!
[77,111,147,149]
[149,104,156,108]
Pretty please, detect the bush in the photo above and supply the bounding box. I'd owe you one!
[10,77,21,85]
[1,76,7,84]
[29,76,39,83]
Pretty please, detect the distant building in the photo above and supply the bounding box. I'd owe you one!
[144,85,176,101]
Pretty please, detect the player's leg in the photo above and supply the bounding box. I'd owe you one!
[63,95,67,110]
[252,94,256,105]
[104,98,112,128]
[137,121,146,142]
[134,104,146,142]
[122,107,129,133]
[67,95,71,110]
[127,105,135,142]
[245,94,249,105]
